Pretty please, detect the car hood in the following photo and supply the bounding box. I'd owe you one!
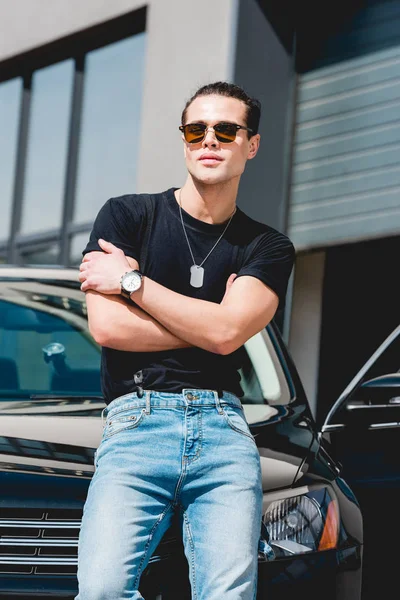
[0,396,331,493]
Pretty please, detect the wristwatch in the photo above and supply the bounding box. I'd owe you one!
[120,270,143,300]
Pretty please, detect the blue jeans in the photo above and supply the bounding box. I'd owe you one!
[75,389,262,599]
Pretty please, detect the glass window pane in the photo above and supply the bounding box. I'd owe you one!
[20,60,74,236]
[74,34,146,225]
[0,285,100,396]
[70,232,90,266]
[20,242,59,265]
[0,78,21,241]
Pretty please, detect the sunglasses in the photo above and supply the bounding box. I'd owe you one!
[179,121,253,144]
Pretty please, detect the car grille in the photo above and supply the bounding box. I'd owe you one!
[0,508,81,575]
[0,507,181,577]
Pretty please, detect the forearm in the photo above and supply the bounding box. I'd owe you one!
[79,244,278,355]
[133,278,236,354]
[86,291,192,352]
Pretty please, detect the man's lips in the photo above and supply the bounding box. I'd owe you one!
[199,154,223,164]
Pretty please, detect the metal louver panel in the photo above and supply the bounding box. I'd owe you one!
[289,1,400,250]
[0,507,181,577]
[0,509,81,575]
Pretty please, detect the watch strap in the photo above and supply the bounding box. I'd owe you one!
[120,285,132,300]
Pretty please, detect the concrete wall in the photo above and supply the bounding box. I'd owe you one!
[288,251,325,417]
[0,0,145,60]
[136,0,240,191]
[234,0,296,232]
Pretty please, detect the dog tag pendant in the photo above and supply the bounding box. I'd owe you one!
[190,265,204,288]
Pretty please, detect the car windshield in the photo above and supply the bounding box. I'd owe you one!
[0,277,101,398]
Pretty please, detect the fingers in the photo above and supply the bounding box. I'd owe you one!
[98,238,122,254]
[79,272,95,291]
[221,273,237,305]
[226,273,237,288]
[82,251,104,263]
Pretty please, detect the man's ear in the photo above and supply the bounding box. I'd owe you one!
[248,134,260,160]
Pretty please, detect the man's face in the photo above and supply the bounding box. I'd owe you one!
[182,94,260,186]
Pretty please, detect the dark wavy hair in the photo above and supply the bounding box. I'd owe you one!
[181,81,261,138]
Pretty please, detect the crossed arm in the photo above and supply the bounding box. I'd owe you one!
[80,239,279,355]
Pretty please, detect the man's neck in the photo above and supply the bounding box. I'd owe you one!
[175,178,239,225]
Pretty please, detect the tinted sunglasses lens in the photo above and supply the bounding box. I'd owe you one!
[184,124,206,143]
[214,123,237,142]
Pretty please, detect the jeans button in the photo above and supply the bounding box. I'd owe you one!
[187,393,194,400]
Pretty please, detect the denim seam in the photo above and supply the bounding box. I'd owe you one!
[222,409,257,444]
[103,410,146,439]
[183,511,198,600]
[172,467,187,507]
[133,501,174,590]
[185,408,203,465]
[172,409,189,506]
[106,404,147,420]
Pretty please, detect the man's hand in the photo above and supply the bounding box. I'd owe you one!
[79,239,138,294]
[222,273,237,304]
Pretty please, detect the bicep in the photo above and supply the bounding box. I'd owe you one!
[82,197,142,259]
[223,275,279,345]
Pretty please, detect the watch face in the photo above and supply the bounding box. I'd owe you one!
[122,271,142,293]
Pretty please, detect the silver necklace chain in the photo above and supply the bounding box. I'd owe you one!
[178,187,236,268]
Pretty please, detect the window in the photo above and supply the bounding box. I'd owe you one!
[20,242,60,265]
[0,78,21,241]
[0,279,101,397]
[359,325,400,382]
[73,34,146,226]
[70,233,91,266]
[20,60,74,235]
[0,8,146,265]
[240,328,292,424]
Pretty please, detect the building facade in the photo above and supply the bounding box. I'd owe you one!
[1,0,399,418]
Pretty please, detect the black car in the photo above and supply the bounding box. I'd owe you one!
[0,266,372,599]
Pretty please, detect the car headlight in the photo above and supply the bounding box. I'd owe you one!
[260,487,339,560]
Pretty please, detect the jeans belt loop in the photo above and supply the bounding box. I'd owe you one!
[214,390,224,415]
[145,390,151,415]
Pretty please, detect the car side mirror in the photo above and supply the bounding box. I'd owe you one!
[351,373,400,405]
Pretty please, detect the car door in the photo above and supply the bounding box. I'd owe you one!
[321,324,400,599]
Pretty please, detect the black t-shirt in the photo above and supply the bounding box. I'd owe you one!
[83,187,295,404]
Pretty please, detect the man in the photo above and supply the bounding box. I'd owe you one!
[76,81,295,600]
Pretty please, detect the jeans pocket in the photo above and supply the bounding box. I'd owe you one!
[222,405,256,443]
[103,408,146,439]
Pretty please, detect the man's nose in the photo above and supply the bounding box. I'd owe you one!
[202,127,219,147]
[202,126,219,147]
